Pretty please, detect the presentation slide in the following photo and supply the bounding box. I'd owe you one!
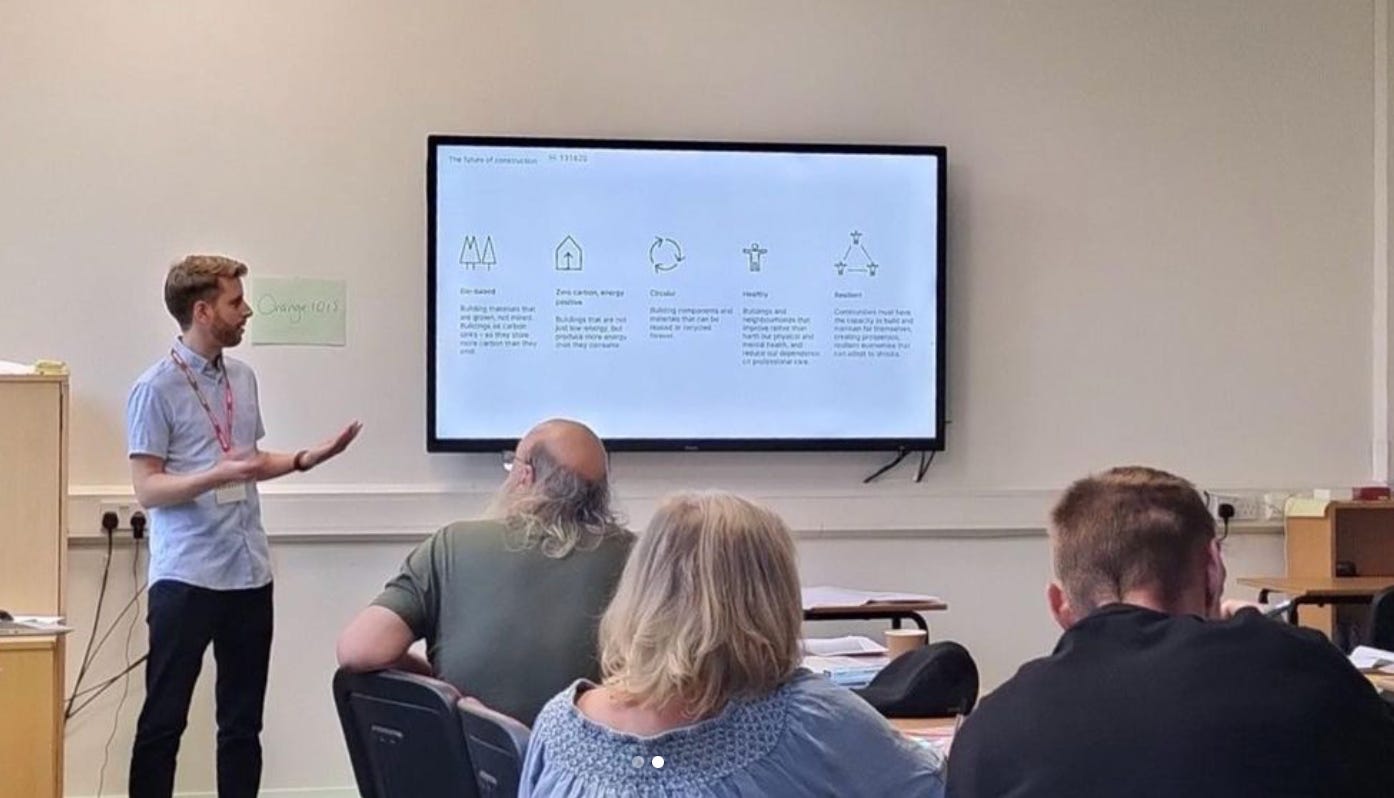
[430,140,942,449]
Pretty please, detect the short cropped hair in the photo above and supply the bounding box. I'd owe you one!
[1051,466,1217,614]
[598,492,803,718]
[164,255,248,330]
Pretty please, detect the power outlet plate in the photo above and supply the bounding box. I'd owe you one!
[99,500,143,532]
[1206,493,1263,522]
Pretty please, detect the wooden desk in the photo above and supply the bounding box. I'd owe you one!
[0,634,63,798]
[0,375,67,798]
[891,716,960,760]
[890,716,958,734]
[1237,577,1394,624]
[803,600,949,632]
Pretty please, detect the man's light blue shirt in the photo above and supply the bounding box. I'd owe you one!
[126,338,271,591]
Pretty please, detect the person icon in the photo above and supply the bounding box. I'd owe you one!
[743,242,768,272]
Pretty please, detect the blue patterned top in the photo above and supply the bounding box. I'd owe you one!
[520,669,945,797]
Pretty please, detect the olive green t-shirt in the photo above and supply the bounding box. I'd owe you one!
[371,519,633,725]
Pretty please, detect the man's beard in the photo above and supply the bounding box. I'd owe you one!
[212,317,244,347]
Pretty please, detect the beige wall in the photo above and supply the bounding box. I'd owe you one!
[0,1,1380,795]
[0,0,1377,493]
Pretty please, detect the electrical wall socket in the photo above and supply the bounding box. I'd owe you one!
[99,500,143,532]
[1206,493,1264,522]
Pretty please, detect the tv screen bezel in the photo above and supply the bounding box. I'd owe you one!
[426,134,947,453]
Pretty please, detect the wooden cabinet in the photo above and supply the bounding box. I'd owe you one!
[0,374,68,798]
[1285,501,1394,641]
[0,375,68,616]
[0,636,62,798]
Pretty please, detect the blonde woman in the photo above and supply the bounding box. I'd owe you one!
[521,492,944,797]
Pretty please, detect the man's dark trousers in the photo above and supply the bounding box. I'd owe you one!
[129,580,273,798]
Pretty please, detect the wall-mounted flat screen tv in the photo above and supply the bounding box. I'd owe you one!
[428,135,945,452]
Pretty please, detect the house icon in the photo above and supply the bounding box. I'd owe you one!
[555,236,583,271]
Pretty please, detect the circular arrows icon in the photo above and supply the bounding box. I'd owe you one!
[649,236,685,272]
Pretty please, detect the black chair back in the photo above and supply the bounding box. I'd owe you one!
[459,699,532,797]
[332,668,480,798]
[1369,586,1394,650]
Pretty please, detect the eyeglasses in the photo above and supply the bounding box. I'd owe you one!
[502,449,612,475]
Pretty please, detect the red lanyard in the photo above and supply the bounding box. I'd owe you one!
[169,348,235,453]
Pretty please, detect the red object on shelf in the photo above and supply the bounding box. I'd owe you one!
[1352,485,1391,501]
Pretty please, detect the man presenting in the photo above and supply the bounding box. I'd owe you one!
[126,255,360,798]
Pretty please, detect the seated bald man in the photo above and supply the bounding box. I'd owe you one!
[336,419,634,724]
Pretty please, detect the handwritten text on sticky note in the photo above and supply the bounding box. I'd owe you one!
[250,277,347,346]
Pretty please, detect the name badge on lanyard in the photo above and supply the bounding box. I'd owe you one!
[170,347,246,504]
[215,482,248,504]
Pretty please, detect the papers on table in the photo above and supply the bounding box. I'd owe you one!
[0,615,72,636]
[1283,497,1332,518]
[0,359,36,375]
[803,635,888,656]
[801,585,942,610]
[803,654,891,688]
[0,359,66,376]
[1350,645,1394,674]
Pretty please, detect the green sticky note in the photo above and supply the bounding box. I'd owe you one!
[249,277,347,346]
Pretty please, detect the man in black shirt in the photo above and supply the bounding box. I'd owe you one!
[948,466,1394,798]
